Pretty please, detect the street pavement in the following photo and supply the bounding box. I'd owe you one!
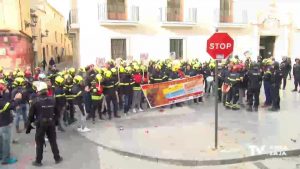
[2,76,300,168]
[80,79,300,165]
[2,127,100,169]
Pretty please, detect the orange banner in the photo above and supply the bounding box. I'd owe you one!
[141,75,204,108]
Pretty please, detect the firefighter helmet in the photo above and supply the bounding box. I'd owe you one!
[55,76,65,86]
[73,75,83,84]
[104,71,112,78]
[96,74,103,82]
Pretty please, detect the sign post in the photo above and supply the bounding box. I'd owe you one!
[207,32,234,149]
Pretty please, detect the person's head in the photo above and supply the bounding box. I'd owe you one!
[296,58,300,64]
[36,82,48,95]
[0,79,7,94]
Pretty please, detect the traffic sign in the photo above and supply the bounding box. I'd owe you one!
[207,33,234,60]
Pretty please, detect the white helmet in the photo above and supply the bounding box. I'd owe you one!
[36,82,48,92]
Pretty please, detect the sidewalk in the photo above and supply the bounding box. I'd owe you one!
[80,82,300,166]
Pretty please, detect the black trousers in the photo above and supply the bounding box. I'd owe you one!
[227,87,239,104]
[35,122,60,163]
[247,88,260,107]
[282,77,287,89]
[294,79,300,90]
[91,99,103,119]
[67,100,75,120]
[271,86,280,109]
[105,94,118,117]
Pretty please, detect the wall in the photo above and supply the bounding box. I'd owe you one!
[75,0,300,67]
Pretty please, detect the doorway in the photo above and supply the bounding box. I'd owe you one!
[259,36,276,59]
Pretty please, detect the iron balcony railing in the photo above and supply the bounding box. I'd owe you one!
[98,4,139,22]
[215,9,248,25]
[159,7,197,23]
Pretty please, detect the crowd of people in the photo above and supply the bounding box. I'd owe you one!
[0,54,299,166]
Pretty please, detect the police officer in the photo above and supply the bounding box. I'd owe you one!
[26,82,63,166]
[245,62,262,112]
[292,58,300,92]
[269,62,283,111]
[280,57,289,90]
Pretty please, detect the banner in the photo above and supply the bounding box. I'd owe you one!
[96,57,106,67]
[141,75,204,108]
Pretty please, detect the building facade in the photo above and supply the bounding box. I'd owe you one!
[69,0,300,67]
[0,0,34,70]
[31,0,73,67]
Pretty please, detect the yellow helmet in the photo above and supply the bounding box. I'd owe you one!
[73,75,83,84]
[68,68,76,76]
[172,65,180,72]
[95,74,103,82]
[0,66,3,73]
[17,71,25,78]
[119,66,125,73]
[133,65,140,72]
[79,67,86,73]
[14,77,25,86]
[104,71,112,78]
[3,71,9,78]
[140,65,147,72]
[125,66,132,73]
[101,67,108,72]
[55,76,65,86]
[111,68,117,74]
[193,63,200,69]
[0,79,7,86]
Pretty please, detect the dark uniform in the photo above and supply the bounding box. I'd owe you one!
[225,68,241,110]
[270,63,283,111]
[280,60,289,90]
[54,82,66,131]
[27,92,62,166]
[263,67,272,106]
[102,75,120,119]
[292,61,300,91]
[90,81,104,122]
[119,73,133,114]
[245,64,262,112]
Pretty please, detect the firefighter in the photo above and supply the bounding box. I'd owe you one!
[269,62,283,111]
[54,76,66,132]
[149,65,168,84]
[102,71,120,120]
[0,80,22,165]
[119,66,134,115]
[225,65,242,110]
[72,75,90,132]
[11,77,28,133]
[90,74,104,123]
[245,62,262,112]
[26,82,63,166]
[64,74,76,125]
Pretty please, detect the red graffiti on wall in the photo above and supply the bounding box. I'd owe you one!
[0,34,33,70]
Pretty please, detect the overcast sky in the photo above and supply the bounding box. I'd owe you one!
[47,0,70,21]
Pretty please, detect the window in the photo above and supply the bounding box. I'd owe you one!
[170,39,183,59]
[111,39,126,60]
[220,0,233,23]
[167,0,183,22]
[107,0,126,20]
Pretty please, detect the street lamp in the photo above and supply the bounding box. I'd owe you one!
[25,12,38,28]
[41,30,49,38]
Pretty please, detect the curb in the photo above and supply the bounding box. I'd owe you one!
[78,133,300,166]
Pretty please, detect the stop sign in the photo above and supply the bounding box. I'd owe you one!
[207,33,234,60]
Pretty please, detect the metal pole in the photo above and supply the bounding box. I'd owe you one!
[214,60,219,149]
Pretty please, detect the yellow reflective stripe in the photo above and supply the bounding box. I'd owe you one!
[133,87,141,90]
[228,78,236,81]
[55,94,65,98]
[119,83,130,86]
[0,103,10,113]
[130,82,135,85]
[153,78,162,81]
[103,85,114,88]
[76,91,82,97]
[92,95,104,100]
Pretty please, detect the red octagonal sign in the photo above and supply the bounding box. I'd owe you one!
[207,33,234,60]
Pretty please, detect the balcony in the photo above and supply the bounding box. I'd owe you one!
[215,9,248,28]
[98,4,139,26]
[159,7,197,27]
[68,9,79,29]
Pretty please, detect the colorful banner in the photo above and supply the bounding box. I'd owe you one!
[141,75,204,108]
